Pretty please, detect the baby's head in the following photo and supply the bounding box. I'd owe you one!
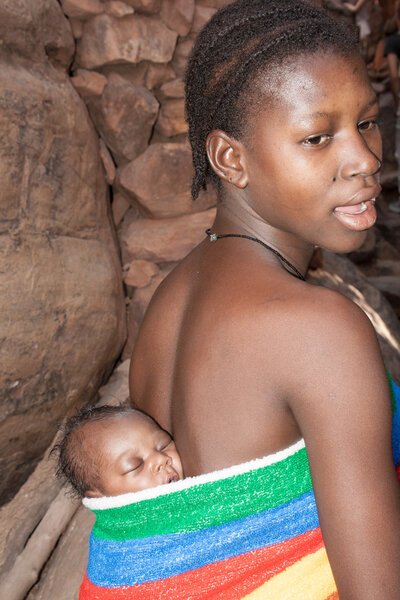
[55,406,183,498]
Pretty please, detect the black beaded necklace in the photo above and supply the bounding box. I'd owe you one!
[205,228,306,282]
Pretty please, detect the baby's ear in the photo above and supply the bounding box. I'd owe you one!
[206,130,248,188]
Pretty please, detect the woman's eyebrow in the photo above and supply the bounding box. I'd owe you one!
[362,97,379,112]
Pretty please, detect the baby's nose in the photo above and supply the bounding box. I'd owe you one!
[151,452,172,472]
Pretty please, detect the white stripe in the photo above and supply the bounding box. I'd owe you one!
[83,438,305,511]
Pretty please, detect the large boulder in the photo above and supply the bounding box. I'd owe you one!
[0,0,126,505]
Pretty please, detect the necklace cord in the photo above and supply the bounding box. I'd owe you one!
[205,228,306,281]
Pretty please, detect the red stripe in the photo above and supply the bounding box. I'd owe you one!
[79,527,324,600]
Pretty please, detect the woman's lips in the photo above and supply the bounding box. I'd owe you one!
[333,199,377,231]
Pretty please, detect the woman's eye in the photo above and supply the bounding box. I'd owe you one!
[303,134,331,146]
[358,119,377,132]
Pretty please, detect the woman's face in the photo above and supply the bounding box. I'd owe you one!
[240,51,382,253]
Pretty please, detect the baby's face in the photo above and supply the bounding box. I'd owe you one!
[84,413,183,497]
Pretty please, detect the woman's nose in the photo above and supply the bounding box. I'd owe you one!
[339,133,382,181]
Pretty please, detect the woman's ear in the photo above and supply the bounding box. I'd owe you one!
[206,130,248,189]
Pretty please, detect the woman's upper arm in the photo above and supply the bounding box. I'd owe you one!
[287,292,400,600]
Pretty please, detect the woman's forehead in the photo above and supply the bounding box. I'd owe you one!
[251,51,374,119]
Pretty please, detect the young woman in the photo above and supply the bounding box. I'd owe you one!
[129,1,400,597]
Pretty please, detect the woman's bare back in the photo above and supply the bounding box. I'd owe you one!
[130,237,326,476]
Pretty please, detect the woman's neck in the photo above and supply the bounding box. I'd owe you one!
[213,198,315,277]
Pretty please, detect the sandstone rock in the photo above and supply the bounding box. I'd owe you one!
[99,138,116,184]
[87,73,159,165]
[161,0,195,37]
[145,63,175,90]
[71,68,108,97]
[60,0,104,20]
[124,260,160,288]
[159,78,185,99]
[170,37,195,77]
[156,98,187,137]
[106,1,135,18]
[98,359,131,406]
[191,5,217,33]
[100,62,148,87]
[123,0,161,14]
[76,14,177,69]
[0,0,126,504]
[69,17,84,39]
[120,208,216,263]
[0,0,75,69]
[112,192,131,226]
[123,266,174,359]
[118,142,216,218]
[309,251,400,379]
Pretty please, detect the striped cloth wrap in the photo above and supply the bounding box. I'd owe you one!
[80,375,400,600]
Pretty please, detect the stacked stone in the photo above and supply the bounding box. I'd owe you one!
[61,0,231,356]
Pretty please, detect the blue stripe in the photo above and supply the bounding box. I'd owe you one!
[86,489,319,587]
[392,379,400,465]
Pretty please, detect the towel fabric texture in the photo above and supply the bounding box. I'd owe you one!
[79,375,400,599]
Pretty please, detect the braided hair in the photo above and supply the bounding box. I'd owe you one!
[185,0,358,199]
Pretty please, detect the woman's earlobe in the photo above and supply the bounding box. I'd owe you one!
[206,130,248,188]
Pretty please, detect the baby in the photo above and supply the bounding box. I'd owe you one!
[54,405,183,498]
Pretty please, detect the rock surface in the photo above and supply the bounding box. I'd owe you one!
[87,73,159,165]
[0,0,126,505]
[76,14,177,69]
[119,142,216,217]
[156,98,187,137]
[120,208,216,263]
[161,0,195,36]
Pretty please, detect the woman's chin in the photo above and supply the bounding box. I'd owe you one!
[323,229,369,255]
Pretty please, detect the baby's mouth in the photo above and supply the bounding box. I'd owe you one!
[167,472,179,484]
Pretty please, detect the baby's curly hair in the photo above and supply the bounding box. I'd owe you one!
[53,405,139,498]
[185,0,358,200]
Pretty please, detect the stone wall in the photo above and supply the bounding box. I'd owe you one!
[61,0,229,358]
[0,0,126,505]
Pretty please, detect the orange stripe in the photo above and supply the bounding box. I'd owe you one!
[79,527,324,600]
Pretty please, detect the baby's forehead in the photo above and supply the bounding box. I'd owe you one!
[78,410,160,439]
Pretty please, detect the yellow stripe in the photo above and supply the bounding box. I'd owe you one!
[242,547,337,600]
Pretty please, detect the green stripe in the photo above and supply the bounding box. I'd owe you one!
[387,372,397,416]
[92,446,312,540]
